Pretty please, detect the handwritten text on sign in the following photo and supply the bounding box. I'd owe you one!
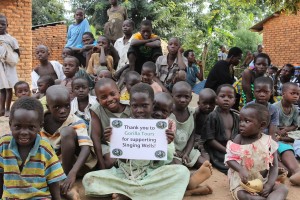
[110,118,168,160]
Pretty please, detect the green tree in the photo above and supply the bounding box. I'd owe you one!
[32,0,65,25]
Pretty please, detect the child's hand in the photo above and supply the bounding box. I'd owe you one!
[104,127,112,142]
[61,172,76,195]
[176,150,184,158]
[166,129,174,144]
[178,47,184,54]
[182,153,191,164]
[277,128,287,136]
[260,183,273,197]
[238,168,249,184]
[150,36,160,42]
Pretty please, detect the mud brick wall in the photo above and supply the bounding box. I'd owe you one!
[263,12,300,67]
[32,23,67,68]
[0,0,32,83]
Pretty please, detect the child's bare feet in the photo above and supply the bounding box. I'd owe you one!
[277,167,288,184]
[64,186,81,200]
[112,193,130,200]
[187,160,212,190]
[184,185,213,196]
[290,170,300,185]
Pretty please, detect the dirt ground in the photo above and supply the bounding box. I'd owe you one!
[0,93,299,199]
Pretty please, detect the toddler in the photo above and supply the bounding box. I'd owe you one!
[141,61,162,93]
[120,71,141,104]
[14,81,31,99]
[226,104,288,200]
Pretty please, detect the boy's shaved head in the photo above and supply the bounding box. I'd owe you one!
[282,82,299,93]
[154,92,173,108]
[199,88,216,101]
[36,45,49,52]
[95,78,117,89]
[46,85,70,102]
[168,37,181,45]
[172,81,192,93]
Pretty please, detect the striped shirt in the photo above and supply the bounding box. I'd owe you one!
[0,134,66,199]
[40,113,93,153]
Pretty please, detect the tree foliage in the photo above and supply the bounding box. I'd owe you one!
[32,0,65,25]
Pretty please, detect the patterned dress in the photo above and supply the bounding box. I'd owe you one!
[225,134,278,199]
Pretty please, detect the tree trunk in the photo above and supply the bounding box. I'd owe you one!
[201,42,209,79]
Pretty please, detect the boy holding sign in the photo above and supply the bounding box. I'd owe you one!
[83,83,190,199]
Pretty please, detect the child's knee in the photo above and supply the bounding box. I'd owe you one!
[60,126,77,140]
[276,184,288,196]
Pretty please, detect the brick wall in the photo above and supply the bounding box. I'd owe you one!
[32,22,67,68]
[263,12,300,67]
[0,0,32,83]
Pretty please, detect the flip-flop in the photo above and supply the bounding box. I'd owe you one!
[240,179,263,193]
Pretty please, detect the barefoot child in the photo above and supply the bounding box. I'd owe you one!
[14,81,31,99]
[0,14,20,117]
[32,45,65,92]
[141,61,162,93]
[152,92,213,196]
[194,88,216,159]
[226,103,288,200]
[71,77,97,128]
[202,84,239,174]
[83,83,191,199]
[90,78,131,169]
[40,85,96,198]
[120,71,141,104]
[246,77,300,186]
[170,81,208,168]
[0,97,66,199]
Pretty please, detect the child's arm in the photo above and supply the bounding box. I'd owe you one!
[241,69,253,103]
[227,160,249,183]
[49,182,61,200]
[207,139,227,153]
[145,39,161,48]
[278,125,297,135]
[99,46,107,66]
[182,132,195,163]
[176,47,187,70]
[90,110,106,169]
[0,173,3,197]
[261,152,278,197]
[61,145,90,195]
[131,37,160,47]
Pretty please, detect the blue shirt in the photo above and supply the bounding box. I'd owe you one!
[66,19,90,47]
[186,63,200,88]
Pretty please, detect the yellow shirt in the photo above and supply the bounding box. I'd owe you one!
[87,54,114,75]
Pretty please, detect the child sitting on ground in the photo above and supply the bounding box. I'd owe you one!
[141,61,162,93]
[40,85,96,199]
[202,84,239,174]
[14,81,31,99]
[152,92,213,196]
[87,36,114,76]
[1,97,66,199]
[83,83,212,199]
[71,77,97,128]
[120,71,141,104]
[274,82,299,142]
[225,103,288,200]
[32,75,55,99]
[170,81,208,168]
[246,77,300,186]
[32,75,55,111]
[155,37,187,92]
[90,78,131,169]
[194,88,216,160]
[32,45,65,92]
[128,20,162,73]
[61,56,80,100]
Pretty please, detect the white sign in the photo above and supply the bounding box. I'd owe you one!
[110,118,168,160]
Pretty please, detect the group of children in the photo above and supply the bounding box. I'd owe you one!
[0,7,300,200]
